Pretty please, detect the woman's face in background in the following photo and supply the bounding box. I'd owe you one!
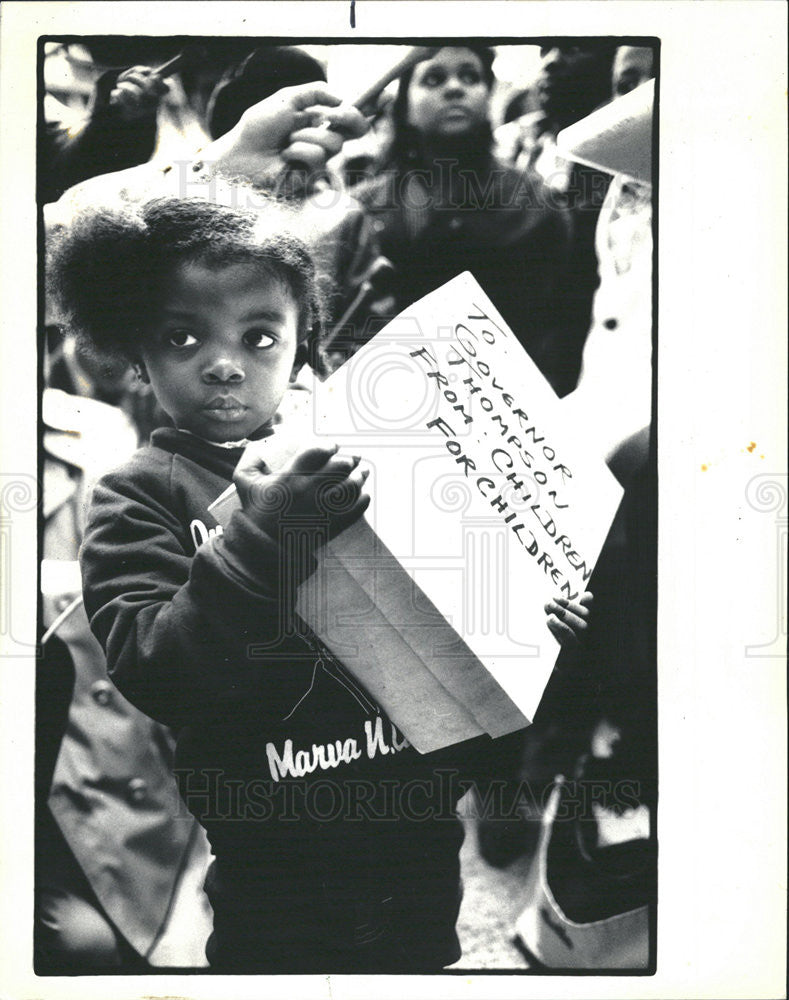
[406,48,490,141]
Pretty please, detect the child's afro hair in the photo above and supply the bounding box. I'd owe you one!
[47,190,328,373]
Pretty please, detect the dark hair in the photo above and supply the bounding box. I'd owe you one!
[47,192,327,373]
[385,45,496,168]
[207,46,327,140]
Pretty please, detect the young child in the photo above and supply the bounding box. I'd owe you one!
[49,191,592,973]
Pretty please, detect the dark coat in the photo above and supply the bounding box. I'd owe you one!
[353,157,587,395]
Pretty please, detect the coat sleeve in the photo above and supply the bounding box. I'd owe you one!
[80,452,316,731]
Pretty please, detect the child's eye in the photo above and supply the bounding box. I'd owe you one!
[242,330,276,349]
[168,330,199,348]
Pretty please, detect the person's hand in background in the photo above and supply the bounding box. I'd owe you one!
[97,66,169,123]
[206,83,369,186]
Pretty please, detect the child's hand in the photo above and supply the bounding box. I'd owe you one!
[234,442,370,542]
[545,592,593,649]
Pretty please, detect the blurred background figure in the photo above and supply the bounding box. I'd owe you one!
[494,42,616,185]
[611,45,655,97]
[561,49,656,462]
[40,43,168,203]
[38,48,167,201]
[347,45,575,390]
[44,324,164,444]
[493,41,618,393]
[39,38,271,203]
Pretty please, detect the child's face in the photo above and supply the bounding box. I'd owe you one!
[139,261,301,442]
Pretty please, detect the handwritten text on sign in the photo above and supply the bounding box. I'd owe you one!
[409,316,591,601]
[311,273,622,726]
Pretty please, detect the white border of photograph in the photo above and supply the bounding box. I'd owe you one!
[1,3,786,999]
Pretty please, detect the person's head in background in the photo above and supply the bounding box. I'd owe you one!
[206,46,327,139]
[387,45,496,166]
[611,46,655,98]
[534,41,617,130]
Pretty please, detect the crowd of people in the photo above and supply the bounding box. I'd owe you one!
[38,38,656,973]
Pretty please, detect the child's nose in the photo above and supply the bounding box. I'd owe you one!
[202,356,245,384]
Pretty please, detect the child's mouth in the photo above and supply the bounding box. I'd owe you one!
[204,396,248,420]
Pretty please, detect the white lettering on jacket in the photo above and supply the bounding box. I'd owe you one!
[265,719,409,781]
[190,518,224,549]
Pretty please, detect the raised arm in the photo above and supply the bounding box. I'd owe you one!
[46,82,369,213]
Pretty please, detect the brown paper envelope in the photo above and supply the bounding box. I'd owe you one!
[297,550,485,753]
[324,518,531,738]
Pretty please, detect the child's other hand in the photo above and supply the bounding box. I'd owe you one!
[545,592,593,649]
[234,442,370,542]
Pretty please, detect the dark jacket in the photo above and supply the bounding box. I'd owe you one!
[80,424,498,972]
[353,156,585,395]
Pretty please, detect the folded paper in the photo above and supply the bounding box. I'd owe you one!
[557,78,654,183]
